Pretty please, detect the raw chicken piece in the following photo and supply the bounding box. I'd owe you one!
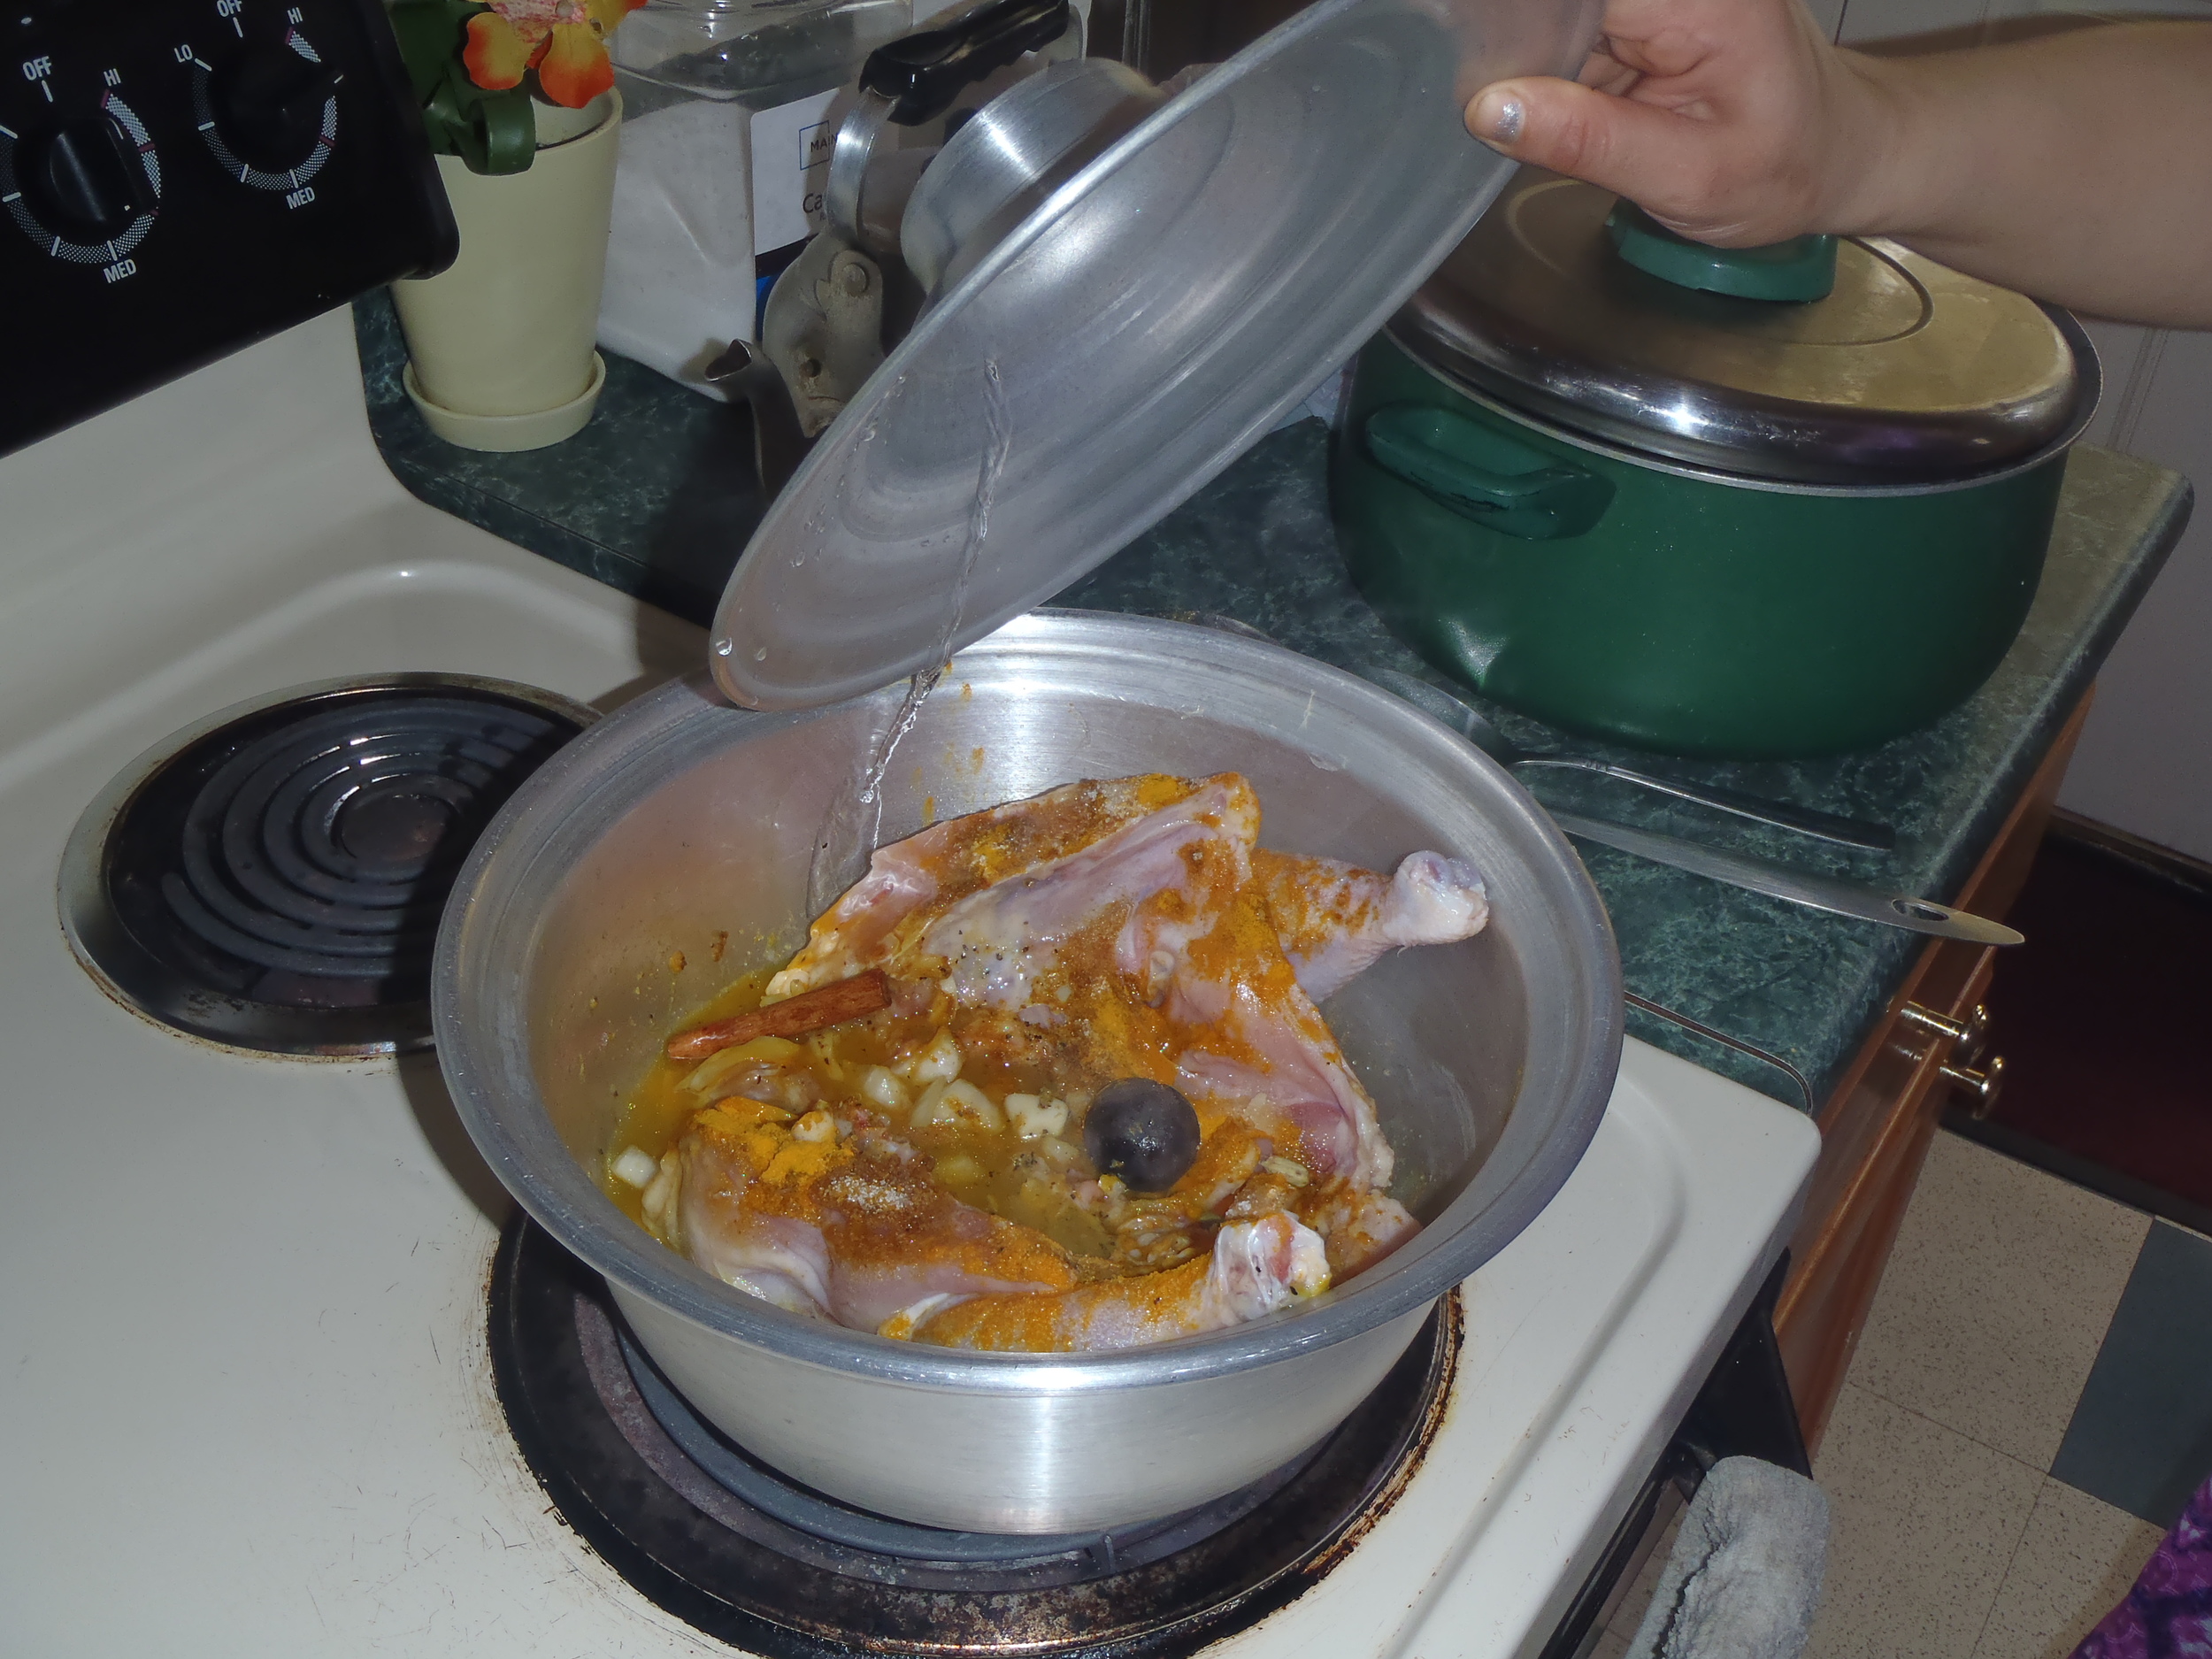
[645,1100,1078,1330]
[1304,1187,1421,1278]
[910,1213,1332,1351]
[649,1097,1333,1352]
[1248,849,1489,1002]
[1164,895,1399,1189]
[767,774,1248,1000]
[653,772,1485,1353]
[918,778,1256,1011]
[861,780,1394,1187]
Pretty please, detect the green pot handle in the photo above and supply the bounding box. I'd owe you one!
[1363,403,1614,541]
[1606,201,1837,303]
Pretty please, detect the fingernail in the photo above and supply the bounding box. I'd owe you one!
[1470,90,1525,146]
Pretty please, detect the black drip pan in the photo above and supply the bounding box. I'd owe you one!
[488,1217,1460,1656]
[60,674,591,1056]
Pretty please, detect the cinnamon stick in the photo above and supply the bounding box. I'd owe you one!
[665,969,891,1061]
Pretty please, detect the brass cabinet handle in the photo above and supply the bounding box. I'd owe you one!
[1940,1054,2006,1119]
[1899,1001,1992,1066]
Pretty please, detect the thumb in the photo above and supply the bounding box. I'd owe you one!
[1465,77,1719,227]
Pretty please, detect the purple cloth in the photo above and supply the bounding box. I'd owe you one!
[2073,1476,2212,1659]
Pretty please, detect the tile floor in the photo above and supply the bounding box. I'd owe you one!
[2052,1218,2212,1528]
[1590,1129,2212,1659]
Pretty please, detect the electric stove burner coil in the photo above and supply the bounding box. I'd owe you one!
[60,676,594,1056]
[489,1219,1460,1656]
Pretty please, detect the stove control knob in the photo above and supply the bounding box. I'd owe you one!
[16,116,150,241]
[208,45,339,173]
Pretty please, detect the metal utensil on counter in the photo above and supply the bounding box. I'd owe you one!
[1361,665,1894,851]
[1551,810,2022,945]
[1186,617,1996,940]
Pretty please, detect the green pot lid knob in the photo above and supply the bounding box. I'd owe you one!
[1605,201,1837,302]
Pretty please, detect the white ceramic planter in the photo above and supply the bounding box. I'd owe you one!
[392,91,621,452]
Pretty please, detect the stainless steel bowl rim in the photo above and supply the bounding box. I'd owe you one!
[434,612,1623,1394]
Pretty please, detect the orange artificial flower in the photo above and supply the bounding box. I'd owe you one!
[463,0,646,109]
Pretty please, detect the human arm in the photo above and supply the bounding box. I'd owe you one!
[1463,3,2212,328]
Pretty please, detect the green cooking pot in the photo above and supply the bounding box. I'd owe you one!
[1331,176,2100,759]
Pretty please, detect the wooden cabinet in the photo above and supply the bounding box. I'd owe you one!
[1773,695,2092,1452]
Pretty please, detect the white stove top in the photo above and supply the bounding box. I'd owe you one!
[0,311,1817,1657]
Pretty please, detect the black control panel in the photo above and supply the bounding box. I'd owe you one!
[1,0,457,454]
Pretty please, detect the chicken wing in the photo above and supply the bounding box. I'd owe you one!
[1248,849,1489,1002]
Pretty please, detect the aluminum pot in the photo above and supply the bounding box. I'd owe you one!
[434,612,1622,1532]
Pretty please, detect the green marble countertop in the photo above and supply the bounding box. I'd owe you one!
[357,295,2193,1109]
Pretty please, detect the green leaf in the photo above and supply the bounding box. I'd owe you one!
[413,35,537,174]
[384,0,490,108]
[450,77,537,174]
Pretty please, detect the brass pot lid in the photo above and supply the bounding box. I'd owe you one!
[1392,170,2085,485]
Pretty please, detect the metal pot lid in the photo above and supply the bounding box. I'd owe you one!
[708,0,1603,711]
[1390,169,2083,486]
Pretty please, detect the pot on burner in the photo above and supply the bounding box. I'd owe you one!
[432,612,1621,1533]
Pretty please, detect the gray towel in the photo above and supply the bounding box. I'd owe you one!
[1624,1457,1831,1659]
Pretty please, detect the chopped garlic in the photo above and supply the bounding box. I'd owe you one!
[910,1078,1002,1132]
[611,1146,660,1188]
[941,1079,1002,1129]
[858,1064,910,1110]
[1261,1156,1310,1188]
[910,1079,953,1129]
[640,1149,682,1240]
[912,1031,963,1083]
[791,1108,839,1144]
[1005,1093,1068,1140]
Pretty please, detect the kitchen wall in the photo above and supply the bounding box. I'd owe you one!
[2061,321,2212,863]
[1836,0,2212,863]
